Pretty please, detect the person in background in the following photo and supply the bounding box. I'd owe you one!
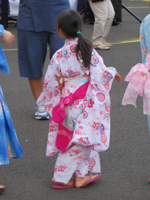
[88,0,115,50]
[17,0,70,120]
[83,0,95,24]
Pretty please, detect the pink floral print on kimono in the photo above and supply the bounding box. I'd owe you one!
[36,38,116,156]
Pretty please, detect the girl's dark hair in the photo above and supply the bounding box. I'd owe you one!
[57,10,92,69]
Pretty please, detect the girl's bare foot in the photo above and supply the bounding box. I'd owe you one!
[0,185,5,195]
[0,185,4,189]
[75,174,100,188]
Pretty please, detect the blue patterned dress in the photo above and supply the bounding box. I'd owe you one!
[0,46,23,165]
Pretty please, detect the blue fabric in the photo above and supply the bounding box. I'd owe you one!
[140,15,150,134]
[18,30,65,78]
[139,14,150,65]
[17,0,70,78]
[17,0,71,32]
[0,1,10,17]
[0,87,23,165]
[0,25,4,36]
[0,45,9,74]
[147,115,150,135]
[77,0,85,13]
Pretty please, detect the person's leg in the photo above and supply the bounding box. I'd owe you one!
[53,144,101,188]
[89,0,108,46]
[17,30,48,98]
[102,0,115,42]
[52,144,91,184]
[84,0,95,24]
[48,31,65,59]
[17,31,48,80]
[74,150,101,188]
[75,173,100,188]
[28,78,43,101]
[17,30,50,119]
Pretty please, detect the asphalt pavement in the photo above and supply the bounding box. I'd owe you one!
[0,0,150,200]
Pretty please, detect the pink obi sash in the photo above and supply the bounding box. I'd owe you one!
[122,53,150,115]
[51,81,89,152]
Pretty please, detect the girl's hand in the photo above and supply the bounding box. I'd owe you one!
[115,71,122,82]
[1,30,15,47]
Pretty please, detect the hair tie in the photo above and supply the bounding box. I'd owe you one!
[77,31,81,35]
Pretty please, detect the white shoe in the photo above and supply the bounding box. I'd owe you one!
[93,43,110,50]
[102,39,112,47]
[35,105,49,120]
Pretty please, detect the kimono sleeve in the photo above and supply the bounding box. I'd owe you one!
[36,56,61,116]
[90,49,116,89]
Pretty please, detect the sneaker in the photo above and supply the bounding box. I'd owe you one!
[35,105,50,120]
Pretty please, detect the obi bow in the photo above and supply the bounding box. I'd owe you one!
[122,53,150,115]
[51,81,89,152]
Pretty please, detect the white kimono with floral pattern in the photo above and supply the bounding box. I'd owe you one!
[37,38,116,183]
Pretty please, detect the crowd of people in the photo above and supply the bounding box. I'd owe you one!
[0,0,149,195]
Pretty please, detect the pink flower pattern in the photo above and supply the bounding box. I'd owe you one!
[37,38,116,155]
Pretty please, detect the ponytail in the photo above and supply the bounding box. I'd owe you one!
[76,33,92,69]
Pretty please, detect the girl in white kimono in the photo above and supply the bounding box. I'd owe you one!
[37,10,122,189]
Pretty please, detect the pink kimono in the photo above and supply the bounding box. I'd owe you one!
[37,38,116,183]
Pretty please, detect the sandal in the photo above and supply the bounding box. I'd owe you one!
[81,173,101,188]
[52,179,75,189]
[93,43,110,50]
[52,182,75,189]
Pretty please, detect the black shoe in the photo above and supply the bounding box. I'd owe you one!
[0,187,5,195]
[83,18,94,24]
[112,19,121,26]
